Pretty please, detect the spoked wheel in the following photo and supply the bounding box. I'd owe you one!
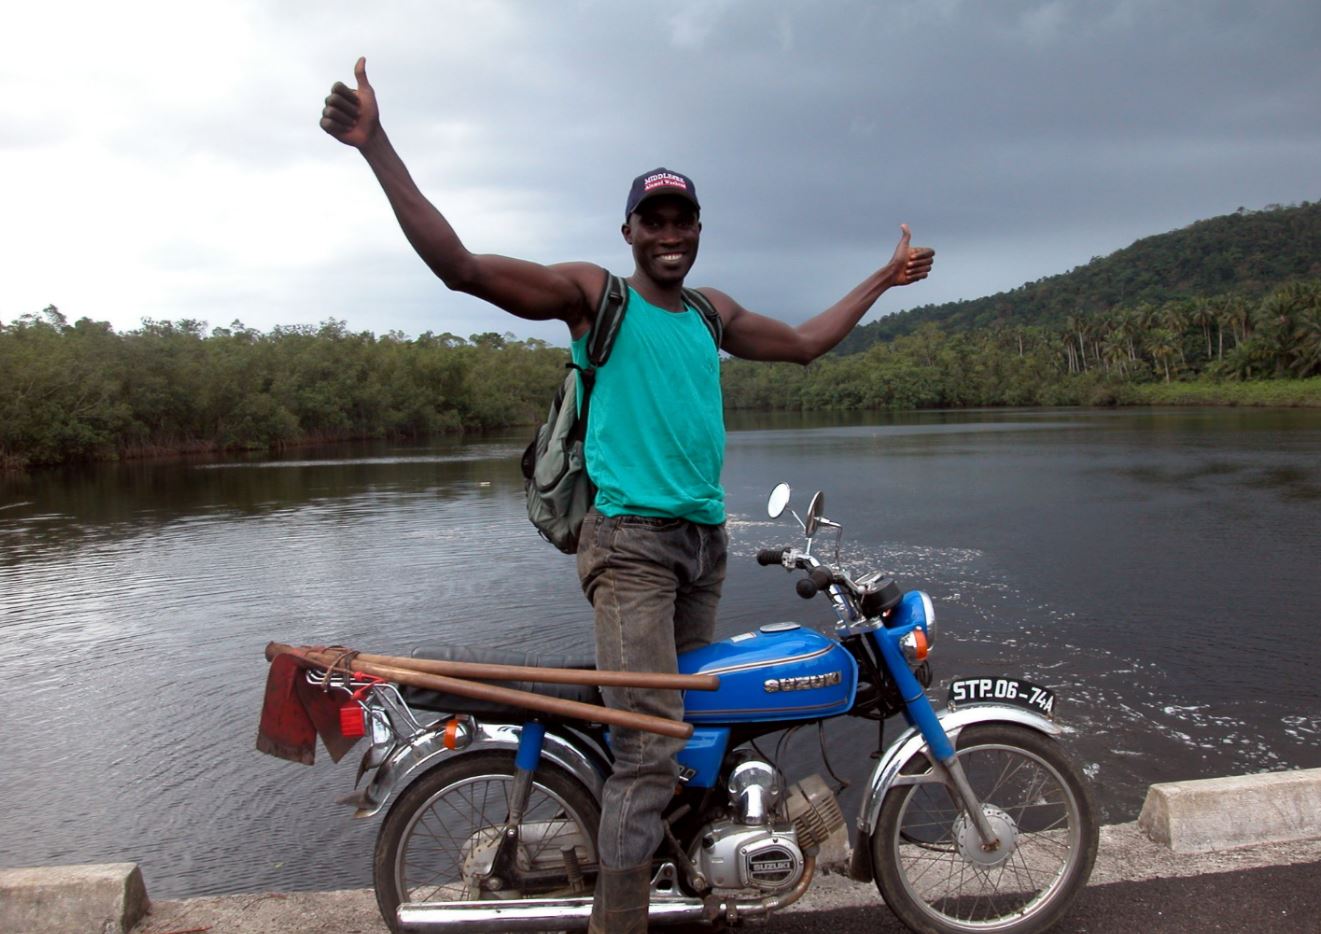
[873,724,1098,934]
[373,750,600,932]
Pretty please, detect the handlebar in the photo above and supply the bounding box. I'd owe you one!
[755,489,892,631]
[758,548,837,594]
[795,567,834,599]
[756,546,865,623]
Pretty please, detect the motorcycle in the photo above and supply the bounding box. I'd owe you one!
[280,485,1097,933]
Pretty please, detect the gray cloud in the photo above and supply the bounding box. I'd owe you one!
[3,0,1318,341]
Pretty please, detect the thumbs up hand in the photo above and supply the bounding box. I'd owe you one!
[320,57,380,149]
[888,224,935,287]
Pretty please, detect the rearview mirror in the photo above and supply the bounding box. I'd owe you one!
[804,491,824,538]
[767,483,791,519]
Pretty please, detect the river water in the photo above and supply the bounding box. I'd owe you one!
[2,408,1319,898]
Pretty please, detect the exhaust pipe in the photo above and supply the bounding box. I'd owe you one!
[398,894,700,931]
[397,855,816,932]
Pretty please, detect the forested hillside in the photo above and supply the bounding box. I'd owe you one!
[837,201,1321,353]
[722,276,1321,411]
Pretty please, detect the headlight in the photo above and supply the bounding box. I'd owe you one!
[920,591,937,648]
[895,590,936,661]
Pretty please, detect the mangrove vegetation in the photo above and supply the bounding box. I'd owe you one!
[1,313,567,469]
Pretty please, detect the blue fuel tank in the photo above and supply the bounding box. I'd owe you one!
[677,623,858,724]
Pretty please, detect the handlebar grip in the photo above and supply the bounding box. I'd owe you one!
[809,567,833,591]
[795,578,819,599]
[756,548,786,566]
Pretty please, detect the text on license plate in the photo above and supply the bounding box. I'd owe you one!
[947,677,1056,716]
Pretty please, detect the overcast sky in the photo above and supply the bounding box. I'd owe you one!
[4,0,1318,345]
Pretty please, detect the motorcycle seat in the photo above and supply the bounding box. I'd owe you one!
[402,644,604,715]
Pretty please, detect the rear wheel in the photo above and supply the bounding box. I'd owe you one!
[872,724,1097,934]
[373,750,600,931]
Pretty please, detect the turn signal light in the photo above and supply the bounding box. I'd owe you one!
[442,716,474,751]
[900,628,929,663]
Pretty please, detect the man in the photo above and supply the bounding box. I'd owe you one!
[320,57,933,933]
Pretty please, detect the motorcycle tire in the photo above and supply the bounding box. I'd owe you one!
[872,723,1098,934]
[373,749,601,933]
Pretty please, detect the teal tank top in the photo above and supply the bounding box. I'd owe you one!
[572,285,725,524]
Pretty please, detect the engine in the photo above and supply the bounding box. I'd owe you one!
[691,763,844,894]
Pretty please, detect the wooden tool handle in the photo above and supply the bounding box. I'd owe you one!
[352,650,719,691]
[266,642,694,740]
[263,642,717,691]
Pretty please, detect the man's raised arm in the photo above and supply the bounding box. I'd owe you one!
[709,224,935,365]
[320,58,596,334]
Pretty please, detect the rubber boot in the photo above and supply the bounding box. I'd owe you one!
[587,863,652,934]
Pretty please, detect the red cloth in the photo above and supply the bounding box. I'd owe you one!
[256,651,361,765]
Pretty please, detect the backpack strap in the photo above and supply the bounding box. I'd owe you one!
[583,273,720,366]
[681,286,724,350]
[566,363,595,445]
[569,270,628,445]
[585,271,629,367]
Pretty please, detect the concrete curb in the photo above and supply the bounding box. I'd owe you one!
[8,769,1321,933]
[0,862,148,934]
[1138,767,1321,853]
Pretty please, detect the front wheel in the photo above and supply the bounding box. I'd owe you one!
[872,724,1098,934]
[373,750,601,932]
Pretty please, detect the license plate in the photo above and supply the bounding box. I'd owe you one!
[947,677,1056,717]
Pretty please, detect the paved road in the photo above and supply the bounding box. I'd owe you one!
[757,861,1321,933]
[135,859,1321,933]
[132,824,1321,933]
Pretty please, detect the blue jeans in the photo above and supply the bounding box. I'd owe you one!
[576,508,727,870]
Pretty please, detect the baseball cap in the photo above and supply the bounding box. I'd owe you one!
[624,167,700,219]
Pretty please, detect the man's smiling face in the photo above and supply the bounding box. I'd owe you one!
[623,195,702,288]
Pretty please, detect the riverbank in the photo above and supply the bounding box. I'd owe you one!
[1111,376,1321,407]
[6,379,1321,474]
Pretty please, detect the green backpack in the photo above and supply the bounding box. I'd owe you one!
[520,271,723,553]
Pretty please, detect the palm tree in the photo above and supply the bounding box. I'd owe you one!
[1190,301,1216,360]
[1058,328,1078,375]
[1134,301,1160,333]
[1112,307,1139,363]
[1231,294,1253,344]
[1159,300,1190,367]
[1210,296,1235,360]
[1064,314,1087,372]
[1292,307,1321,378]
[1254,307,1290,378]
[1101,334,1128,377]
[1145,328,1179,383]
[1281,281,1321,378]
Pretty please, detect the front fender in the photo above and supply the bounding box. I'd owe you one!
[351,720,608,818]
[857,704,1065,838]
